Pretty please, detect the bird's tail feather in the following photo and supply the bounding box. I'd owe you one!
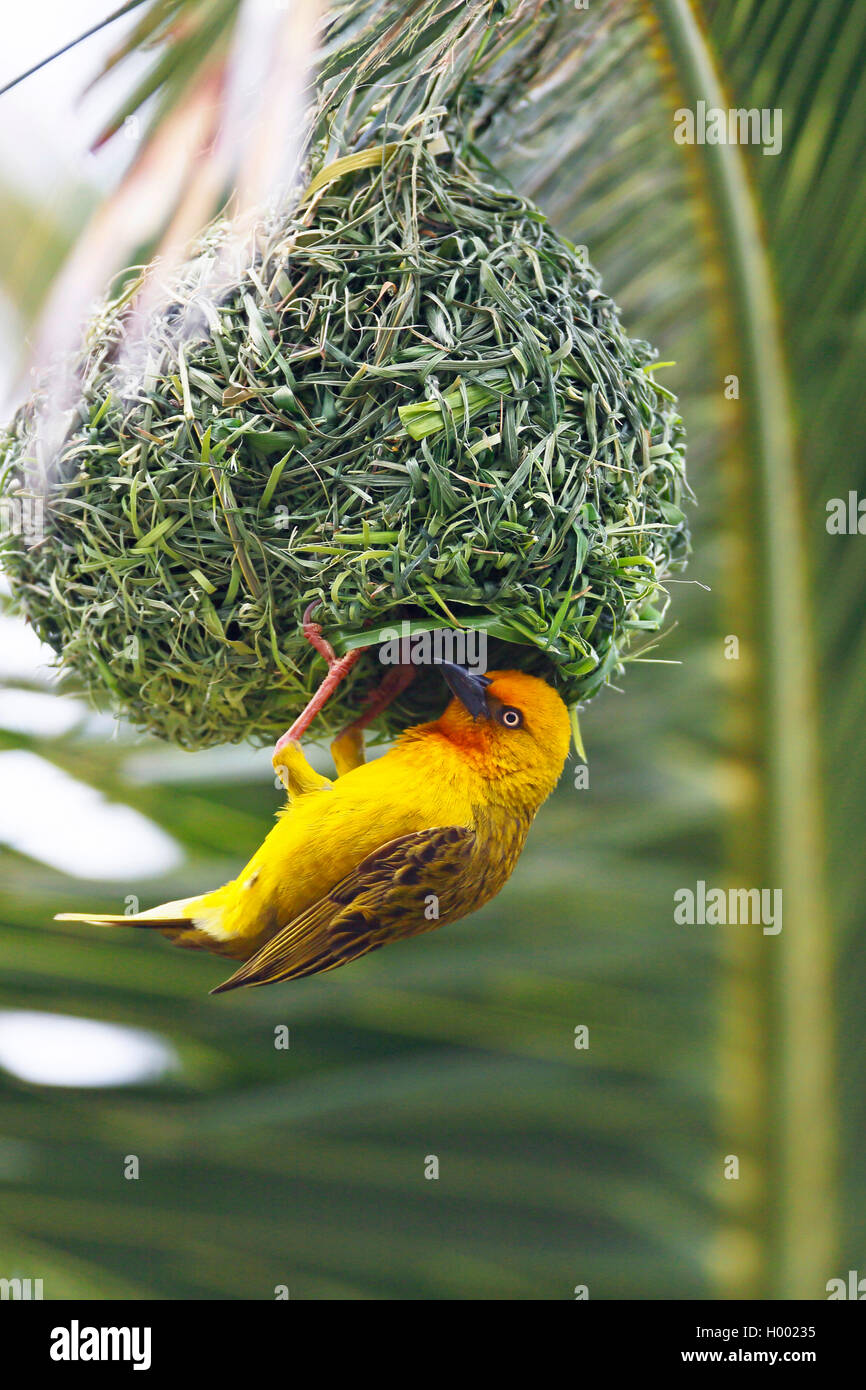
[55,894,205,930]
[54,912,190,929]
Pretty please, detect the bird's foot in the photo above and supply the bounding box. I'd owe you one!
[272,737,333,796]
[330,725,365,777]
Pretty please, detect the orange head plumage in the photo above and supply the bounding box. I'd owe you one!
[414,665,572,806]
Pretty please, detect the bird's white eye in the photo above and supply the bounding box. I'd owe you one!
[499,707,523,729]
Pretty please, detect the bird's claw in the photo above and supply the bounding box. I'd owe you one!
[273,737,332,798]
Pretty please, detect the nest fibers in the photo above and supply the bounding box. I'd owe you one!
[0,144,689,748]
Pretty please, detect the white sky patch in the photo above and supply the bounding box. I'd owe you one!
[0,2,147,199]
[0,289,19,396]
[124,743,293,785]
[0,750,182,879]
[0,1011,179,1087]
[0,6,152,402]
[0,687,86,737]
[0,614,58,682]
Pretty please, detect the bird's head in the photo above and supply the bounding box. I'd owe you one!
[430,663,572,803]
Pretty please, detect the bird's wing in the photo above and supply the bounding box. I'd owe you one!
[211,825,476,993]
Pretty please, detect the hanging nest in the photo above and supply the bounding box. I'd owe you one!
[0,142,689,748]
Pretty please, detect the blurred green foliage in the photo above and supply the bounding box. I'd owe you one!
[0,0,863,1299]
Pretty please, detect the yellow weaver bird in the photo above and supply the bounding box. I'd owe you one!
[56,663,570,994]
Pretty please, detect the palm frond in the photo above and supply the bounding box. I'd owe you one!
[1,0,862,1300]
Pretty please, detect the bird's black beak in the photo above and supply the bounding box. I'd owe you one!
[438,662,491,719]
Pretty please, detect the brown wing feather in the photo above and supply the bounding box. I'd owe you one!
[211,825,476,994]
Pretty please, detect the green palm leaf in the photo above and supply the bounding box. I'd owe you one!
[0,0,860,1300]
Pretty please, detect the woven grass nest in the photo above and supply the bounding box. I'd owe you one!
[0,143,689,748]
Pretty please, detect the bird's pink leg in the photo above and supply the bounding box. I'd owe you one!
[274,604,362,755]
